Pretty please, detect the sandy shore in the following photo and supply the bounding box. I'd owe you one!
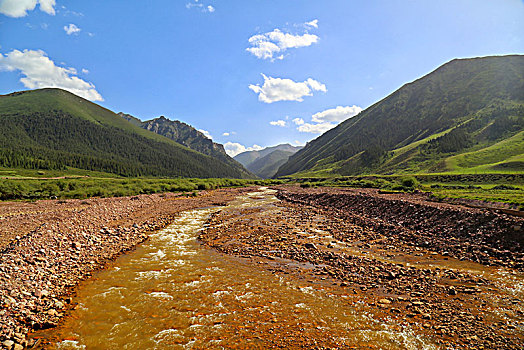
[0,188,254,350]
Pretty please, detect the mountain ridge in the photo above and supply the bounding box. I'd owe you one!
[276,55,524,177]
[0,88,253,178]
[117,113,250,177]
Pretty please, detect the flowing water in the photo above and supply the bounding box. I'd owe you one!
[33,188,440,349]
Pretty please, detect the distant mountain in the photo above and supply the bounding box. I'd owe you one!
[247,150,296,179]
[117,113,248,176]
[276,55,524,177]
[234,144,302,178]
[0,88,253,178]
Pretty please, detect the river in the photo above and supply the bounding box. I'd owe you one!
[33,189,457,349]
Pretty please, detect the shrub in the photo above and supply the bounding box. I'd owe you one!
[400,176,418,188]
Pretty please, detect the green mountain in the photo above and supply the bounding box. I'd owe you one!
[0,88,253,178]
[234,144,302,178]
[117,113,248,176]
[276,55,524,177]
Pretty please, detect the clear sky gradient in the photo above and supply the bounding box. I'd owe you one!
[1,0,523,155]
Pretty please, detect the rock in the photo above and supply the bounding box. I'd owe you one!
[463,288,479,294]
[378,298,391,304]
[305,243,317,249]
[34,289,49,298]
[47,309,58,316]
[386,271,397,279]
[3,340,14,349]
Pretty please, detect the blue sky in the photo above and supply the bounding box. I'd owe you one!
[1,0,523,156]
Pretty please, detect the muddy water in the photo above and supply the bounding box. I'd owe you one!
[289,206,524,329]
[36,188,437,349]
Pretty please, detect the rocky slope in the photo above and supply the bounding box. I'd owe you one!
[118,113,251,177]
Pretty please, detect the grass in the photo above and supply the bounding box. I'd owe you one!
[423,184,524,209]
[1,164,522,210]
[444,130,524,172]
[0,166,121,179]
[291,173,524,209]
[0,177,286,201]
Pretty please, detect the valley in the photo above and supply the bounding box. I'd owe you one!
[0,55,522,349]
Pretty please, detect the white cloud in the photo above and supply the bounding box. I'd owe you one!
[292,117,304,125]
[81,68,89,74]
[186,1,215,13]
[249,74,326,103]
[305,19,319,28]
[269,120,287,127]
[0,49,103,101]
[297,122,336,134]
[198,129,212,139]
[305,78,326,93]
[247,25,319,60]
[64,23,81,35]
[0,0,55,17]
[297,105,363,134]
[222,132,230,137]
[38,0,55,15]
[311,105,362,123]
[224,142,263,157]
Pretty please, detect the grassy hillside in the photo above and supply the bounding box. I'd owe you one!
[0,89,253,178]
[276,55,524,177]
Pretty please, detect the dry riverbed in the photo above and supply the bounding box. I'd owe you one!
[0,188,254,350]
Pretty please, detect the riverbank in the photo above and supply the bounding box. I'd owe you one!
[200,185,524,349]
[0,188,254,350]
